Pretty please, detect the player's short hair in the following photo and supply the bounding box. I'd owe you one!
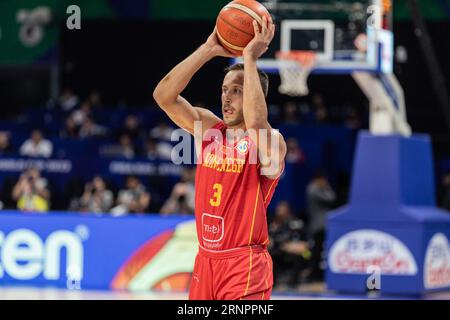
[224,63,269,97]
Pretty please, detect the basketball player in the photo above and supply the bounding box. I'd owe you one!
[153,16,286,300]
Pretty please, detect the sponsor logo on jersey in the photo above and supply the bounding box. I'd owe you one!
[201,213,224,244]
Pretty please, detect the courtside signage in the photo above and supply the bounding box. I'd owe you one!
[0,228,83,281]
[329,229,418,275]
[424,233,450,289]
[0,212,195,290]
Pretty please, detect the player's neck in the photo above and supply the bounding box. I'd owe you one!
[225,122,246,131]
[224,122,247,141]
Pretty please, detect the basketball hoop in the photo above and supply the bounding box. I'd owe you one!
[276,50,317,97]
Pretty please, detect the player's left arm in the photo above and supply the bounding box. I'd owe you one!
[242,16,286,180]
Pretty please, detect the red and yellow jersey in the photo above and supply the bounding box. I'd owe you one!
[194,121,282,251]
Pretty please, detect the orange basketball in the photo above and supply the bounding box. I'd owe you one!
[216,0,271,56]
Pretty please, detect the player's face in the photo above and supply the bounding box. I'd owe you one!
[221,70,244,127]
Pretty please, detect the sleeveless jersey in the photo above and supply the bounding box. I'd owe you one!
[194,121,282,251]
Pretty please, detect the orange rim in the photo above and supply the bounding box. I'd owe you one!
[276,50,317,68]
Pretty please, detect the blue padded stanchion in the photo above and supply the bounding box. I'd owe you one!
[326,131,450,296]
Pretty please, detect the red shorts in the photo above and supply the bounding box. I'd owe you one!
[189,245,273,300]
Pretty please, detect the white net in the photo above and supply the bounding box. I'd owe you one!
[277,51,317,97]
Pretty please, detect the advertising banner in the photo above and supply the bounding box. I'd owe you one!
[0,211,197,291]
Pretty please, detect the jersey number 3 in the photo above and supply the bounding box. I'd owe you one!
[210,183,222,207]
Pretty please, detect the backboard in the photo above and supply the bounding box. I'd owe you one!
[232,0,394,75]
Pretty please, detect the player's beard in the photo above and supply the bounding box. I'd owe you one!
[223,110,244,127]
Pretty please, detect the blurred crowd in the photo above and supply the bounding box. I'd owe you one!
[268,172,337,289]
[1,88,449,291]
[0,88,365,214]
[2,166,196,217]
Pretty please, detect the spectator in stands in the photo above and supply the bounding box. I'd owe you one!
[148,122,175,160]
[160,167,195,215]
[141,137,173,161]
[72,101,92,126]
[298,101,312,118]
[88,90,103,109]
[143,138,160,160]
[117,134,136,159]
[79,176,114,214]
[285,137,306,165]
[311,93,329,124]
[0,131,15,156]
[150,121,174,141]
[59,88,79,112]
[306,171,336,282]
[19,130,53,158]
[344,105,362,130]
[439,170,450,212]
[282,101,301,125]
[110,176,151,216]
[100,133,136,159]
[142,137,173,161]
[267,103,282,126]
[12,168,50,213]
[79,116,108,139]
[268,201,311,290]
[60,116,79,139]
[154,140,173,160]
[120,115,143,141]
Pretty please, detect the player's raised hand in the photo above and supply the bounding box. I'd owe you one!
[243,16,275,61]
[203,28,238,58]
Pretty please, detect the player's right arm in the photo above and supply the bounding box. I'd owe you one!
[153,29,234,137]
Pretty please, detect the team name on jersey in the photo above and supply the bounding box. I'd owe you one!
[202,152,245,173]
